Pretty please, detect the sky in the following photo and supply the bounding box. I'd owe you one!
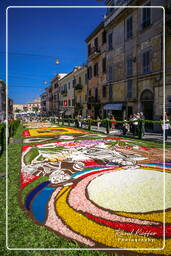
[0,0,107,104]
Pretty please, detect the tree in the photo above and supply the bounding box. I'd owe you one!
[15,109,21,113]
[32,106,39,112]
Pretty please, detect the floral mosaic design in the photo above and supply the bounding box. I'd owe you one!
[23,122,54,129]
[20,138,171,254]
[23,127,89,137]
[23,133,107,144]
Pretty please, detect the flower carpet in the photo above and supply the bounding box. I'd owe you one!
[19,124,171,255]
[23,127,89,137]
[23,122,53,129]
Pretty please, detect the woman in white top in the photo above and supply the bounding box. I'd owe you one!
[161,113,171,141]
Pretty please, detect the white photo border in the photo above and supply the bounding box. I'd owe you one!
[6,5,166,251]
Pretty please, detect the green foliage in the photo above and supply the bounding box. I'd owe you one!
[21,176,49,205]
[39,146,65,152]
[23,147,39,165]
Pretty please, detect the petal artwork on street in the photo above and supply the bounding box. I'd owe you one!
[23,127,89,137]
[19,133,171,255]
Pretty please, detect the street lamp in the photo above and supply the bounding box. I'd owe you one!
[55,58,60,65]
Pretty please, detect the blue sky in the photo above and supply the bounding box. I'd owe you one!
[0,0,106,104]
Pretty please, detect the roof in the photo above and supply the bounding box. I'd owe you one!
[85,21,104,43]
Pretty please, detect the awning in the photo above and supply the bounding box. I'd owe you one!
[103,103,123,110]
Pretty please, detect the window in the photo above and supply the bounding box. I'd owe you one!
[102,57,106,73]
[72,99,75,106]
[108,33,113,50]
[127,58,133,76]
[102,31,106,44]
[68,99,71,106]
[79,77,82,85]
[88,44,91,56]
[108,66,113,82]
[94,37,98,51]
[88,89,91,96]
[54,83,58,88]
[127,16,133,39]
[72,79,76,88]
[143,50,150,73]
[102,85,107,97]
[94,63,98,76]
[142,2,151,29]
[85,73,88,84]
[95,88,98,102]
[127,80,132,98]
[109,84,113,100]
[88,66,92,80]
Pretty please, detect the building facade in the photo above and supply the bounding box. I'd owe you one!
[23,98,41,113]
[51,73,67,116]
[8,98,13,120]
[0,80,6,121]
[104,0,171,121]
[40,92,47,116]
[86,22,107,119]
[73,65,88,117]
[58,67,83,117]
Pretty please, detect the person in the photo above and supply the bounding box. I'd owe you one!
[111,116,116,130]
[78,115,82,128]
[75,115,79,128]
[129,115,133,134]
[97,116,101,130]
[160,113,171,141]
[122,119,129,135]
[140,112,145,136]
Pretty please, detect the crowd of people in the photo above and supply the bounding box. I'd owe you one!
[74,112,171,141]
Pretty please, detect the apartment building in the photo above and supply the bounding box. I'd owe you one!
[8,98,13,120]
[0,80,6,121]
[73,66,88,117]
[58,67,82,117]
[104,0,171,121]
[23,98,41,112]
[40,92,47,116]
[86,22,107,119]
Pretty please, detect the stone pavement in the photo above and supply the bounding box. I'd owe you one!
[61,121,171,144]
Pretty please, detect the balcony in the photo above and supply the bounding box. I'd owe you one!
[61,90,67,96]
[75,84,83,91]
[88,47,100,60]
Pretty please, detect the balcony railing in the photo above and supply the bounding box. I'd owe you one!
[61,90,67,96]
[88,47,100,59]
[75,84,83,91]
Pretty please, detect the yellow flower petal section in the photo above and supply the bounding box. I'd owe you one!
[55,187,170,253]
[28,127,86,137]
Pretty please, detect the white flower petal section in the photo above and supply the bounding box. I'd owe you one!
[87,169,171,213]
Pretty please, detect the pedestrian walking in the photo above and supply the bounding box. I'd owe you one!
[111,116,116,130]
[140,112,145,136]
[97,116,101,130]
[160,113,171,141]
[122,119,129,135]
